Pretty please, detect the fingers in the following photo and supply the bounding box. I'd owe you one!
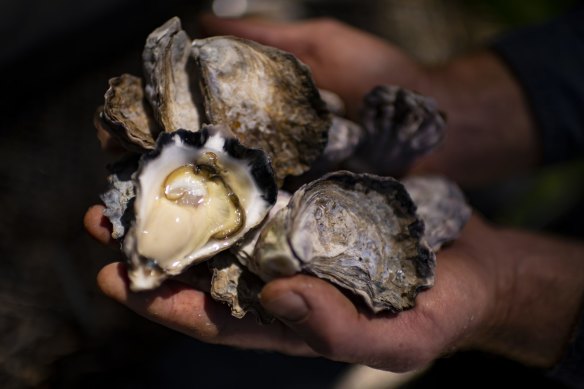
[198,13,308,56]
[98,262,314,356]
[260,275,358,360]
[260,273,456,371]
[84,205,117,247]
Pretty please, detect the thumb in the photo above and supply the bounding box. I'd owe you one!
[260,274,445,371]
[198,14,304,54]
[260,274,375,362]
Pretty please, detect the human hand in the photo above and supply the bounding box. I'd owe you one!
[84,204,584,371]
[199,15,427,120]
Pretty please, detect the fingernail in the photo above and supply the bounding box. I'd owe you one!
[262,292,308,322]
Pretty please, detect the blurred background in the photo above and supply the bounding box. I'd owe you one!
[1,0,582,388]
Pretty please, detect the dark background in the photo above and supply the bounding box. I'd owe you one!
[1,1,581,388]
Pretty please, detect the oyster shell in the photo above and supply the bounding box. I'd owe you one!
[402,175,471,251]
[100,155,140,239]
[123,125,277,290]
[208,252,273,323]
[303,87,446,177]
[250,171,435,313]
[193,36,331,184]
[98,74,162,152]
[358,85,445,175]
[143,17,202,133]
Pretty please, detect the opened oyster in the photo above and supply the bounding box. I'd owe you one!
[123,126,277,290]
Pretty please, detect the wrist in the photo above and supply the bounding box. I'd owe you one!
[475,228,584,367]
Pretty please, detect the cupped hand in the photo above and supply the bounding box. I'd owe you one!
[84,205,510,371]
[199,15,427,119]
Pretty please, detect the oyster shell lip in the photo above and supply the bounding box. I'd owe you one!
[124,125,277,291]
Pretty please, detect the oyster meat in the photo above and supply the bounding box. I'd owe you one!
[123,125,277,290]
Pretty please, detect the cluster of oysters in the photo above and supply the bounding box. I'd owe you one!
[97,17,470,321]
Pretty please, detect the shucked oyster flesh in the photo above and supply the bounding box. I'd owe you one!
[123,125,277,290]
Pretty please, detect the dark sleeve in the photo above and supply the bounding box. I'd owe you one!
[490,6,584,165]
[547,310,584,388]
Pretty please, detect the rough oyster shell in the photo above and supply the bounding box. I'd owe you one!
[124,125,277,290]
[357,85,445,175]
[98,74,162,152]
[249,171,435,313]
[193,35,331,184]
[143,17,202,133]
[100,155,140,239]
[402,175,471,251]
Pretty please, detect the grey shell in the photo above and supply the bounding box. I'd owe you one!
[249,171,435,313]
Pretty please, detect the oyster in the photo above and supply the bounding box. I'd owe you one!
[123,125,277,290]
[305,87,446,177]
[100,155,140,239]
[216,174,470,319]
[98,74,162,152]
[402,175,471,251]
[249,171,435,313]
[208,253,273,323]
[143,17,202,133]
[193,35,331,184]
[357,85,445,175]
